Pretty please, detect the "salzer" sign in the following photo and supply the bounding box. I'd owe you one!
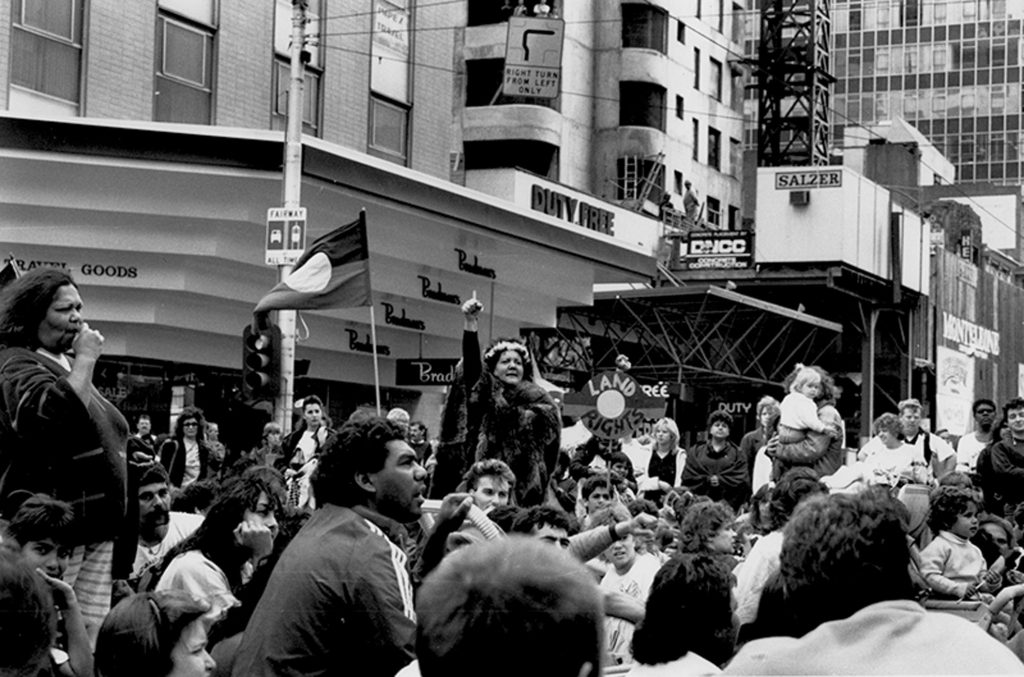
[775,169,843,190]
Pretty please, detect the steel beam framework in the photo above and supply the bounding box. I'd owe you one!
[528,287,842,389]
[756,0,833,167]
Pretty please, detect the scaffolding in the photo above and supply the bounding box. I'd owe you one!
[754,0,834,167]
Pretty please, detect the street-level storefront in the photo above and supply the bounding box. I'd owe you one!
[0,115,654,449]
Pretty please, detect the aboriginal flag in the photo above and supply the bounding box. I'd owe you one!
[254,213,372,314]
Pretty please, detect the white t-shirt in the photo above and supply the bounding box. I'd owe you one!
[600,553,661,665]
[626,652,722,676]
[156,549,239,620]
[956,433,990,472]
[133,511,204,578]
[182,440,201,487]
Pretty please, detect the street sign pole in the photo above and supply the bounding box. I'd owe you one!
[275,0,307,435]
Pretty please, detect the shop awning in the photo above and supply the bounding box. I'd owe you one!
[540,284,843,389]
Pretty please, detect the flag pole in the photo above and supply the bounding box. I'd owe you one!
[369,305,382,416]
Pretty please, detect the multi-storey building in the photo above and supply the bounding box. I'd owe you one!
[829,0,1024,185]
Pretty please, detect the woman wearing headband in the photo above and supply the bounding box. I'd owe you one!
[431,297,560,506]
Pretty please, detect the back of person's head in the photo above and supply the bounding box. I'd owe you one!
[626,498,658,518]
[95,591,210,677]
[509,505,573,535]
[677,501,735,554]
[386,407,410,425]
[4,494,75,547]
[928,485,977,533]
[486,504,526,533]
[937,471,974,491]
[312,416,407,507]
[138,462,171,489]
[781,488,913,636]
[0,549,55,677]
[463,458,515,491]
[768,467,827,531]
[632,553,737,667]
[416,537,603,677]
[171,478,218,514]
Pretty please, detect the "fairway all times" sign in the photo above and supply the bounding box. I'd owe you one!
[682,230,754,270]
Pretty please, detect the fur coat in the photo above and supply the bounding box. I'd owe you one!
[432,332,560,507]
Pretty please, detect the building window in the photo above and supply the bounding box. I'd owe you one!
[619,82,667,131]
[694,48,701,89]
[706,196,721,227]
[273,0,323,135]
[369,95,409,165]
[710,57,723,101]
[615,156,666,201]
[708,127,722,169]
[728,204,739,230]
[465,140,558,178]
[729,137,741,178]
[675,94,684,119]
[677,20,685,43]
[272,58,321,134]
[622,3,668,54]
[155,4,216,124]
[468,1,558,26]
[11,0,85,106]
[674,170,684,194]
[692,118,700,160]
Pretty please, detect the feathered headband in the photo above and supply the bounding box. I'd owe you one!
[483,340,531,364]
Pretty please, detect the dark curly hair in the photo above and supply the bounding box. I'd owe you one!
[780,489,913,636]
[677,501,735,554]
[162,468,285,590]
[631,553,737,666]
[312,416,407,508]
[509,505,574,535]
[927,485,978,533]
[5,494,76,547]
[0,267,77,349]
[706,410,733,430]
[768,467,827,531]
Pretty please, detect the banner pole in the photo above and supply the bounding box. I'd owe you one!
[369,305,382,416]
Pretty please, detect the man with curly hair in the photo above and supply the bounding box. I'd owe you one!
[725,489,1023,674]
[231,416,427,677]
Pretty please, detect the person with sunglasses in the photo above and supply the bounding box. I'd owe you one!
[160,407,213,489]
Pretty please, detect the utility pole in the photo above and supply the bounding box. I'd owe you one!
[275,0,307,434]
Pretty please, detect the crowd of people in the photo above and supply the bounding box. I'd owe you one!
[4,270,1024,676]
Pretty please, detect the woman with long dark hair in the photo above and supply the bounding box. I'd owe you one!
[0,268,128,643]
[160,407,213,489]
[431,298,561,507]
[155,469,285,619]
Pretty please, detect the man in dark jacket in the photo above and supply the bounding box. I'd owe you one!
[231,416,428,677]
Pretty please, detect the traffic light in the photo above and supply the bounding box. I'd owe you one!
[242,323,281,400]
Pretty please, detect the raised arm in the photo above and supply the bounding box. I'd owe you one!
[461,298,484,387]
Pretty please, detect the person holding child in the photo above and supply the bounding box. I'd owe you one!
[770,365,845,480]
